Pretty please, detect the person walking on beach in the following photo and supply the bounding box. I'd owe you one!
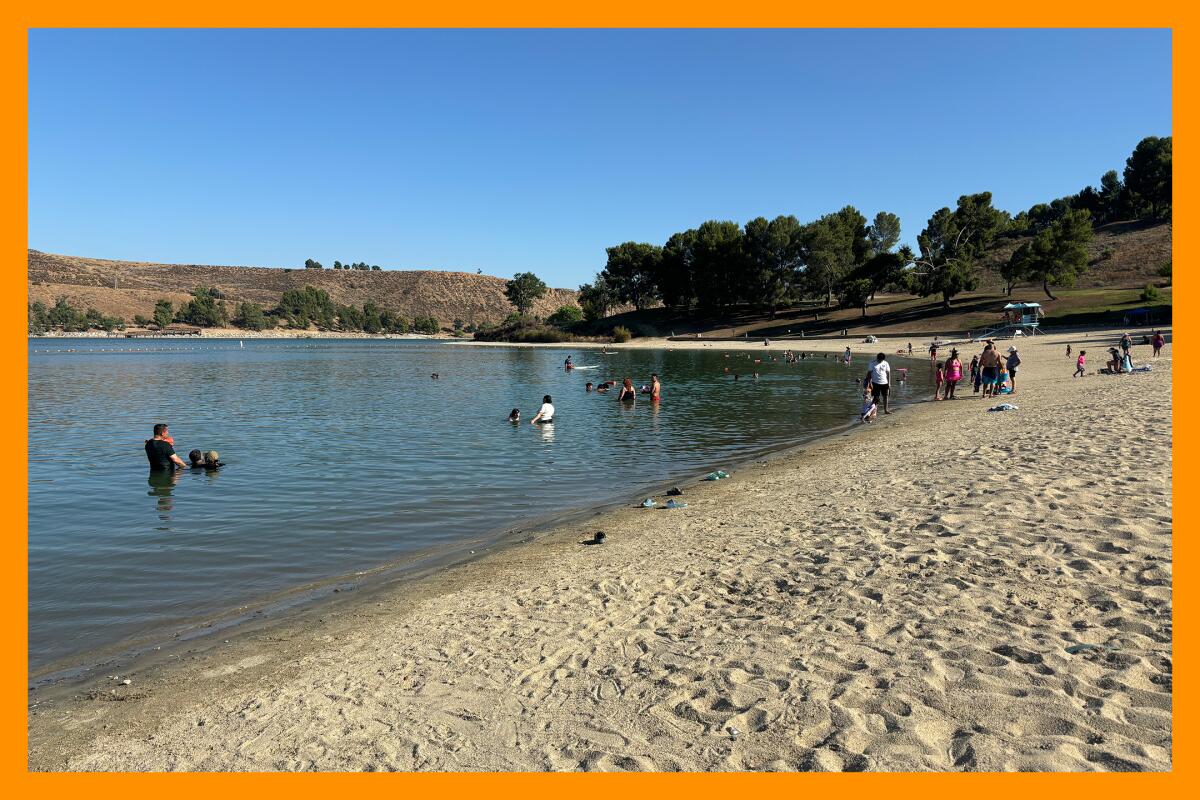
[929,342,938,362]
[145,423,187,471]
[1152,331,1165,357]
[529,396,554,425]
[933,362,944,400]
[1066,343,1072,359]
[1074,350,1087,377]
[945,349,963,399]
[1120,332,1133,360]
[978,343,1001,399]
[908,342,913,355]
[969,354,980,394]
[618,377,637,402]
[868,353,892,414]
[1005,346,1022,393]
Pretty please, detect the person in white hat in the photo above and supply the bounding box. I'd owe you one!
[1005,346,1022,393]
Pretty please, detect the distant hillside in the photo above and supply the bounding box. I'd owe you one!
[977,219,1171,290]
[27,251,578,326]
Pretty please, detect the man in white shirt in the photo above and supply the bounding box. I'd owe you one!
[867,353,892,415]
[530,394,555,425]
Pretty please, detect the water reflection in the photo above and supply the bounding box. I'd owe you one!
[147,469,180,519]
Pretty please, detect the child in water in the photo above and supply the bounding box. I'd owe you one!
[860,390,877,423]
[508,408,520,423]
[934,361,945,400]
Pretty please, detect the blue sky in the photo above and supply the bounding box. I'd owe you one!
[29,29,1171,288]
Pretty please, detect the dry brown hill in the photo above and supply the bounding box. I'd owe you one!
[976,219,1171,290]
[27,251,579,326]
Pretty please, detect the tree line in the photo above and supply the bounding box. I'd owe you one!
[304,259,382,271]
[569,136,1169,315]
[29,286,442,335]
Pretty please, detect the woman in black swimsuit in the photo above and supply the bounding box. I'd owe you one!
[618,377,637,402]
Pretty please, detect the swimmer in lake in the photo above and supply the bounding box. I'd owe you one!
[618,377,637,402]
[530,395,555,425]
[585,382,594,392]
[508,408,521,423]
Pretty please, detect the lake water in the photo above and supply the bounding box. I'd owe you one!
[28,338,930,671]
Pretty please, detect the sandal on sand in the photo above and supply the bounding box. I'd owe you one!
[665,500,688,509]
[641,498,657,508]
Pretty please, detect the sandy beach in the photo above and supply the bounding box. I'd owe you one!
[28,331,1172,772]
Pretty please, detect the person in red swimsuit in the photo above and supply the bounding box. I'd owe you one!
[650,373,661,402]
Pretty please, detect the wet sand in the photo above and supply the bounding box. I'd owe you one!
[28,332,1172,771]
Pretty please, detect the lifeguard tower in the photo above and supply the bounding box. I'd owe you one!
[973,301,1044,341]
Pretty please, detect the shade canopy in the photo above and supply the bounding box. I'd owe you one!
[1003,302,1043,310]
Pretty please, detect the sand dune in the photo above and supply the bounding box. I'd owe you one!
[29,333,1172,771]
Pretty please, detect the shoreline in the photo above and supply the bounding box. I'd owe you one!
[29,332,1172,771]
[29,345,934,688]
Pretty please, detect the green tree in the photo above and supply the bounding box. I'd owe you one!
[333,261,343,270]
[304,258,324,270]
[546,304,584,327]
[505,272,548,316]
[1124,136,1172,219]
[838,278,874,317]
[1008,209,1094,300]
[362,302,383,333]
[691,220,744,309]
[866,211,902,257]
[177,287,229,327]
[577,277,617,321]
[743,215,803,316]
[602,242,662,310]
[277,286,336,328]
[1000,243,1031,296]
[28,301,50,333]
[413,316,440,334]
[380,310,408,334]
[132,314,150,327]
[801,206,868,306]
[913,193,1005,308]
[1098,169,1129,222]
[234,302,269,331]
[153,299,174,328]
[658,229,698,309]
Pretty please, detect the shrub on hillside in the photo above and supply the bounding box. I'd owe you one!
[546,304,584,327]
[1157,262,1172,279]
[1140,283,1162,302]
[612,325,632,343]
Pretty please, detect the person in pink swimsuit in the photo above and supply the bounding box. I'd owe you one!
[944,348,963,399]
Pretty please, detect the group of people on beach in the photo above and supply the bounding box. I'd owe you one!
[144,423,223,471]
[1069,330,1164,377]
[931,341,1020,401]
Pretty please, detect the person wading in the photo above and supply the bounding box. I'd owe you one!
[145,423,188,471]
[867,353,892,414]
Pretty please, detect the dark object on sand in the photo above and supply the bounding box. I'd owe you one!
[592,531,606,544]
[666,487,683,496]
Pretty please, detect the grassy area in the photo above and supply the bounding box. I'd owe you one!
[596,285,1172,339]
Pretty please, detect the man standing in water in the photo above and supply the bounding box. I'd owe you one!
[145,423,187,471]
[868,353,892,415]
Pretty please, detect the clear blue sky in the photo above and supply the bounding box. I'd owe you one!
[29,29,1171,288]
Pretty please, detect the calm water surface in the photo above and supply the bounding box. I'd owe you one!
[28,339,930,669]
